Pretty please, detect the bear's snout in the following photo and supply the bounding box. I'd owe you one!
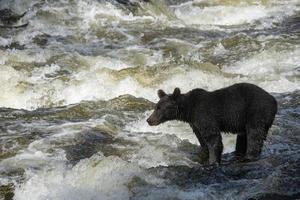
[146,117,155,126]
[146,117,152,125]
[147,115,160,126]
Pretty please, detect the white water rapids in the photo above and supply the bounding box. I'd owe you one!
[0,0,299,199]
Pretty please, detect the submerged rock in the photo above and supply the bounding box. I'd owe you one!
[0,9,28,28]
[115,0,150,5]
[0,9,26,25]
[0,184,14,200]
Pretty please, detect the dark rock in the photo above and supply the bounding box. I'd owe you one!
[0,184,14,200]
[0,9,28,28]
[0,9,26,25]
[0,41,25,50]
[115,0,150,5]
[32,34,50,46]
[64,130,114,165]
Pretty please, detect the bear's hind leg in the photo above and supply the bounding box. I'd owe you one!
[235,133,247,158]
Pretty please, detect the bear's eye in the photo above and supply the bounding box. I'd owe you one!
[156,105,161,110]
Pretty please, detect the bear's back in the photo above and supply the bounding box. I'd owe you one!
[190,83,277,133]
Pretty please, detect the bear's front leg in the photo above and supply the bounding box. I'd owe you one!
[190,124,209,164]
[199,126,223,165]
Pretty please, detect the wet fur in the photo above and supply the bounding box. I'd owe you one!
[147,83,277,165]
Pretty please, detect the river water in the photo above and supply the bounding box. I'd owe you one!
[0,0,299,199]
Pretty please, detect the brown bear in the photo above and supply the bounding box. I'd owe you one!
[147,83,277,165]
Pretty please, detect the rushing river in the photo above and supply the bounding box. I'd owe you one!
[0,0,299,199]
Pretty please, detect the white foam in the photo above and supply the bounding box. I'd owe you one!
[1,60,298,109]
[120,131,199,168]
[0,37,12,47]
[76,0,156,29]
[173,0,298,27]
[126,111,198,143]
[0,46,165,109]
[0,64,29,109]
[84,55,129,70]
[175,4,267,26]
[1,118,168,200]
[161,63,299,94]
[13,155,144,200]
[222,46,300,92]
[223,47,300,75]
[2,119,156,200]
[0,142,66,175]
[125,111,236,155]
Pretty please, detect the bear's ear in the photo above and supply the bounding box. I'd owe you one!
[172,87,181,99]
[157,89,166,99]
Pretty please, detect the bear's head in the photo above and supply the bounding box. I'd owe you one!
[147,88,181,126]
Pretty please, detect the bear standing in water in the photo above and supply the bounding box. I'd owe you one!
[147,83,277,165]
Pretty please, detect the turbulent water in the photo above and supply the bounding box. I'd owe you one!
[0,0,299,199]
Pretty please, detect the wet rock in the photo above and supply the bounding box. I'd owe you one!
[164,0,190,5]
[127,176,148,193]
[0,184,14,200]
[249,193,300,200]
[115,0,150,5]
[64,130,114,165]
[0,9,28,28]
[0,151,17,162]
[221,33,261,51]
[32,34,50,46]
[108,94,154,111]
[0,9,26,25]
[145,151,300,199]
[0,42,25,50]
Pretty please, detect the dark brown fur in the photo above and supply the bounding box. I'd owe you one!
[147,83,277,165]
